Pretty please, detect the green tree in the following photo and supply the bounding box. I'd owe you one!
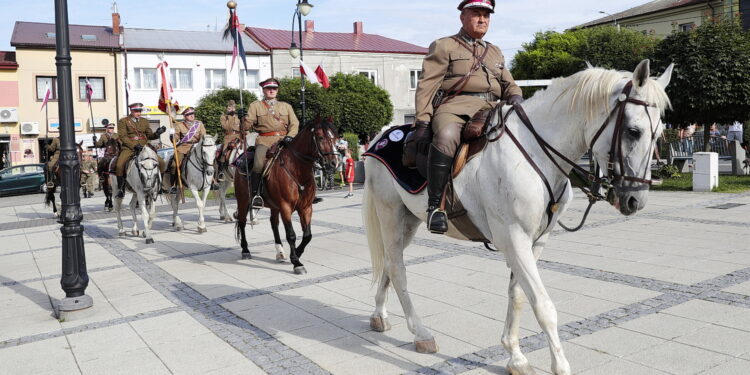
[652,20,750,130]
[511,26,659,96]
[276,73,393,138]
[195,87,257,142]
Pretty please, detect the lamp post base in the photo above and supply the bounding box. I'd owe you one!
[56,294,94,321]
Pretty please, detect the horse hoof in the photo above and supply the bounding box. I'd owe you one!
[507,360,537,375]
[197,227,207,233]
[219,215,225,221]
[233,211,238,219]
[250,219,259,225]
[241,253,252,260]
[370,316,391,332]
[276,253,286,262]
[145,238,154,244]
[118,231,125,237]
[415,338,438,354]
[293,266,307,275]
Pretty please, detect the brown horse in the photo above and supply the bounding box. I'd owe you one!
[234,118,339,274]
[45,142,84,217]
[97,137,120,212]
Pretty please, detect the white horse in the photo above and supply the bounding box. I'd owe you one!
[111,146,162,244]
[215,145,240,223]
[363,60,673,375]
[164,135,217,233]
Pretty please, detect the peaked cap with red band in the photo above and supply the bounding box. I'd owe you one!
[260,78,280,89]
[458,0,495,13]
[128,103,144,112]
[182,107,196,116]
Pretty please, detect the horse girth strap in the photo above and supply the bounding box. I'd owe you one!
[438,38,492,107]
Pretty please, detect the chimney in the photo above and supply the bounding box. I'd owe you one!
[305,20,315,33]
[353,21,363,35]
[112,12,121,35]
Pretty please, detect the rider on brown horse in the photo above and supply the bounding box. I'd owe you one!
[217,100,244,182]
[93,122,118,149]
[238,78,299,207]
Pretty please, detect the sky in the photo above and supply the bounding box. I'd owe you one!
[0,0,648,63]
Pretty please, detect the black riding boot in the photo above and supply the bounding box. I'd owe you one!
[426,144,453,234]
[250,171,263,209]
[116,176,125,198]
[217,159,227,182]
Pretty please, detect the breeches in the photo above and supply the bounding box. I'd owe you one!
[47,155,59,173]
[82,173,97,190]
[252,144,269,173]
[116,149,165,176]
[431,103,493,156]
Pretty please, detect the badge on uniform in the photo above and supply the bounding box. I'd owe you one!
[495,63,504,70]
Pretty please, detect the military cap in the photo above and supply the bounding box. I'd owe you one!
[128,103,145,111]
[182,107,196,116]
[226,100,236,107]
[260,78,280,89]
[106,123,115,129]
[458,0,495,13]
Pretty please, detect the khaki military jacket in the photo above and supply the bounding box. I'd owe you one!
[220,114,244,144]
[415,29,522,123]
[174,120,206,155]
[94,132,118,148]
[117,116,159,151]
[243,100,299,147]
[46,138,60,155]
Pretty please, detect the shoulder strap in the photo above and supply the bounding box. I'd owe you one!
[262,101,289,131]
[438,38,491,106]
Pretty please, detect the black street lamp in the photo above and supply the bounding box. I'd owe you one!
[54,0,92,314]
[289,0,313,123]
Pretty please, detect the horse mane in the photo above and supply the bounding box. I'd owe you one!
[529,67,672,124]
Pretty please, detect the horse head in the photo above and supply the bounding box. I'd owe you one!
[197,135,217,177]
[136,146,161,194]
[586,59,674,215]
[311,117,339,175]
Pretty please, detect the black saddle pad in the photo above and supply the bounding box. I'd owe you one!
[233,147,256,175]
[363,125,426,194]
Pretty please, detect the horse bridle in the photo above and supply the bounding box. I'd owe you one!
[288,124,338,166]
[134,149,160,199]
[183,141,215,192]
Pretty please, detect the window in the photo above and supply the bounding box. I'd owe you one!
[410,70,421,90]
[679,23,696,32]
[205,69,227,90]
[239,69,260,89]
[292,68,301,78]
[81,34,97,41]
[36,76,58,101]
[78,77,105,101]
[356,70,377,85]
[169,68,193,90]
[133,68,158,89]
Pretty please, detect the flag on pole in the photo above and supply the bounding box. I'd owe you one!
[85,78,93,105]
[40,83,51,111]
[124,77,132,96]
[157,61,179,114]
[223,7,248,72]
[299,60,319,85]
[315,65,330,88]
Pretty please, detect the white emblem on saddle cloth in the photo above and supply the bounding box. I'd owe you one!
[389,129,405,142]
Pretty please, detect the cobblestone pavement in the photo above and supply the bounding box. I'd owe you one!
[1,187,750,374]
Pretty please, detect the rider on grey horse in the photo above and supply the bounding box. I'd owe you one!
[168,107,206,194]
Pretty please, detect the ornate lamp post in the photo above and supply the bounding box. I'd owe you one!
[289,0,313,123]
[599,10,620,32]
[55,0,92,315]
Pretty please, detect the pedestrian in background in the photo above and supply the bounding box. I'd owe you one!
[343,148,355,198]
[728,120,744,142]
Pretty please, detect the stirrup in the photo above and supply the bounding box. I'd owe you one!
[251,195,264,210]
[46,181,54,189]
[427,207,448,234]
[217,172,225,182]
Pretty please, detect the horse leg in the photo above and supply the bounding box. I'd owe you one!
[280,207,304,274]
[235,176,250,259]
[502,273,535,375]
[370,271,392,332]
[147,197,156,230]
[504,233,569,375]
[114,195,125,236]
[195,187,208,233]
[129,194,139,237]
[294,205,313,259]
[138,193,154,244]
[270,209,285,262]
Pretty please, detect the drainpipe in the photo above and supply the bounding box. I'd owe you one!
[113,49,120,120]
[706,0,715,19]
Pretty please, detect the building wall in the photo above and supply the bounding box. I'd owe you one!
[15,48,119,165]
[271,50,425,126]
[0,69,19,168]
[124,51,272,131]
[617,1,725,38]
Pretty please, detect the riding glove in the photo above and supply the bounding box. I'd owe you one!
[237,108,247,119]
[281,136,294,145]
[507,95,525,106]
[154,126,166,136]
[134,144,143,154]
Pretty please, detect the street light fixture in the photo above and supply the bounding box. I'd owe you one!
[599,10,620,32]
[289,0,313,123]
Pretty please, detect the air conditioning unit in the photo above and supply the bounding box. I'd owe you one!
[0,107,18,123]
[21,122,40,135]
[89,117,111,128]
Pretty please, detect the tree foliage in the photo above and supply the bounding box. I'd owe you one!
[277,73,393,138]
[511,26,659,80]
[195,88,257,142]
[652,20,750,127]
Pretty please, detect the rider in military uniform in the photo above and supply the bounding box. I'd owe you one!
[93,122,118,148]
[80,152,98,198]
[115,103,166,198]
[217,99,243,181]
[45,137,61,175]
[167,107,206,194]
[240,78,299,203]
[415,0,524,234]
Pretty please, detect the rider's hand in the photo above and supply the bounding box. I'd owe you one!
[154,126,166,136]
[169,135,174,143]
[92,135,97,143]
[237,108,247,119]
[134,144,143,154]
[507,95,525,106]
[281,136,294,145]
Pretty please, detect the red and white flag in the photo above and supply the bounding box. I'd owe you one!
[157,61,179,114]
[315,65,330,89]
[40,83,51,111]
[299,60,319,85]
[85,78,93,105]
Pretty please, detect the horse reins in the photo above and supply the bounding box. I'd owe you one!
[487,80,660,232]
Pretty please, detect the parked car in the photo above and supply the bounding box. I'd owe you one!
[0,164,47,196]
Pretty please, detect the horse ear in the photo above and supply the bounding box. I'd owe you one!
[633,59,650,89]
[656,63,674,89]
[585,61,594,69]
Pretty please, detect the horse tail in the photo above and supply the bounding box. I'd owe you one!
[362,182,385,286]
[44,188,53,207]
[234,220,242,243]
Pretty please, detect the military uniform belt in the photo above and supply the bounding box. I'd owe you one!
[449,92,497,101]
[129,136,145,140]
[259,131,287,137]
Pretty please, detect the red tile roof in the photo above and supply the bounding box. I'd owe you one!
[246,27,427,55]
[11,21,120,50]
[0,51,18,70]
